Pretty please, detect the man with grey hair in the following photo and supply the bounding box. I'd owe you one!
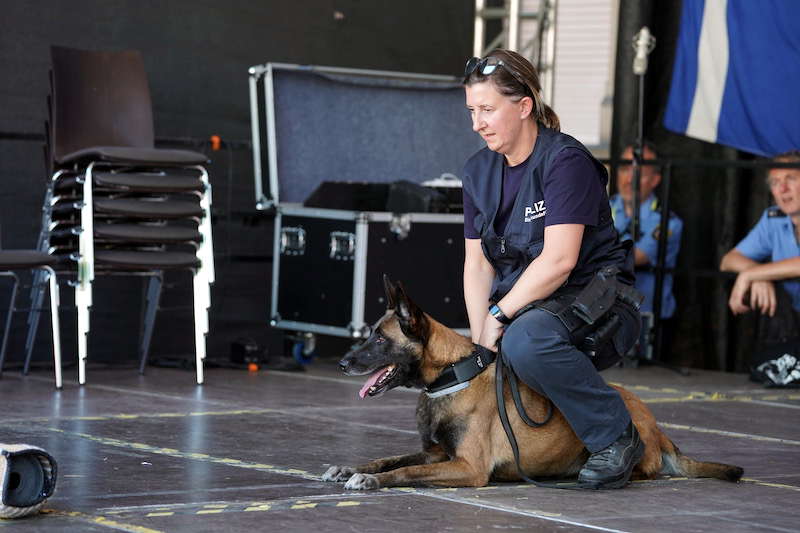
[720,150,800,383]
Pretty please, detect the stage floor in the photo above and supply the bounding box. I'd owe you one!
[1,360,798,532]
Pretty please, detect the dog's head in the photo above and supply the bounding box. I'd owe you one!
[339,276,429,398]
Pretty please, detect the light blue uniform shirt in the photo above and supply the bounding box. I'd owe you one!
[735,207,800,311]
[610,194,683,318]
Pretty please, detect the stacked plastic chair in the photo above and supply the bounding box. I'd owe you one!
[0,251,62,388]
[26,46,214,385]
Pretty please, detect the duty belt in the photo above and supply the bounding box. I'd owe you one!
[511,265,644,357]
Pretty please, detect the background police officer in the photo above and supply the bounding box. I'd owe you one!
[720,150,800,360]
[610,143,683,357]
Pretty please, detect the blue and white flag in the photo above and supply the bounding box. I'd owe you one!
[663,0,800,157]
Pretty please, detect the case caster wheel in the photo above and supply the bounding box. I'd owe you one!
[291,342,314,364]
[291,332,317,365]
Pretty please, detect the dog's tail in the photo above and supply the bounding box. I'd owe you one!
[658,433,743,482]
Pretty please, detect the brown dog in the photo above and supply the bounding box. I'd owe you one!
[323,277,743,490]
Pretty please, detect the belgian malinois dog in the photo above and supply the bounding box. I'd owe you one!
[323,277,744,490]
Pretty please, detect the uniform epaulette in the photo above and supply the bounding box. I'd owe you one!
[648,197,679,220]
[767,206,787,218]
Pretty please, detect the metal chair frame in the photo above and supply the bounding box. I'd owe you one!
[27,161,213,385]
[0,267,62,388]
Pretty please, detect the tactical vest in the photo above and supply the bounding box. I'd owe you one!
[462,126,634,302]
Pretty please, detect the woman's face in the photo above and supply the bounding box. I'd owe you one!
[465,80,528,157]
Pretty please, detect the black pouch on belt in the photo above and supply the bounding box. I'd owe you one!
[514,266,643,365]
[570,266,620,325]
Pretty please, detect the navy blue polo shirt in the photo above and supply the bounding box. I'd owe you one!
[463,148,606,238]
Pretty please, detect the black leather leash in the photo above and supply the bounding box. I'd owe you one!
[494,338,600,490]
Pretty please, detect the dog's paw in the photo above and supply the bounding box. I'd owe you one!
[321,465,356,482]
[344,473,380,490]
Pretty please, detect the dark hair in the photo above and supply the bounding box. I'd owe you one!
[771,149,800,163]
[463,49,560,131]
[621,140,660,172]
[622,140,659,159]
[765,149,800,186]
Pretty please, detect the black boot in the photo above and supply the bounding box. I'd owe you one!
[578,421,644,489]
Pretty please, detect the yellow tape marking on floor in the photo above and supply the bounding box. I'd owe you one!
[742,478,800,492]
[290,503,318,510]
[98,497,369,519]
[42,509,163,533]
[16,392,800,428]
[244,505,272,512]
[660,423,800,446]
[762,394,800,401]
[608,383,800,405]
[46,428,320,481]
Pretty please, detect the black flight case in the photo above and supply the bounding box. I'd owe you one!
[247,62,483,345]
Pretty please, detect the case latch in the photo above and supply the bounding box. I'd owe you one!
[390,214,411,240]
[329,231,355,260]
[280,227,306,255]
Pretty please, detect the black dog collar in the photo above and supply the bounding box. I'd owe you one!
[425,345,496,398]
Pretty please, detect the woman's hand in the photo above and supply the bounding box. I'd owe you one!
[749,280,776,316]
[728,272,752,315]
[478,314,505,352]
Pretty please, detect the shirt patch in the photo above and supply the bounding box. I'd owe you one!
[524,201,546,222]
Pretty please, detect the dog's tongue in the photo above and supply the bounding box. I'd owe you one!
[359,367,388,399]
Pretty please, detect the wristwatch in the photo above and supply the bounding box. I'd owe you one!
[488,303,512,325]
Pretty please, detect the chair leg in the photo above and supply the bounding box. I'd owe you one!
[76,282,90,385]
[192,270,208,385]
[0,273,19,378]
[81,163,96,284]
[23,273,46,373]
[74,164,95,387]
[26,186,55,365]
[139,275,162,375]
[44,267,62,389]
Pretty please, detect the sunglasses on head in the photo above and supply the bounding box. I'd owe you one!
[463,56,531,95]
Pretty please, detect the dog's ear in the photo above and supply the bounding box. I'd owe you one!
[382,274,397,310]
[394,281,428,341]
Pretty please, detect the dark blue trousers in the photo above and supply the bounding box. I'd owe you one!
[501,305,637,452]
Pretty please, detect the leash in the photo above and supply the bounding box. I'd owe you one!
[494,338,600,490]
